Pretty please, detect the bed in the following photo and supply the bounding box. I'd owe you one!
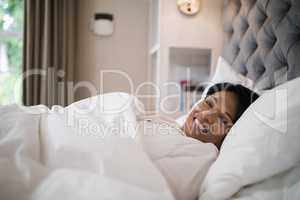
[0,0,300,200]
[198,0,300,199]
[222,0,300,90]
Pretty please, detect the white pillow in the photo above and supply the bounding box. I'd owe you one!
[199,57,254,102]
[211,57,253,88]
[199,77,300,200]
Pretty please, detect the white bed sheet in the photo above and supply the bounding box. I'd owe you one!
[0,93,217,200]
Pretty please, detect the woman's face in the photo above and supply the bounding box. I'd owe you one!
[182,90,239,148]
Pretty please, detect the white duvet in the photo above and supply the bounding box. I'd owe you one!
[0,93,217,200]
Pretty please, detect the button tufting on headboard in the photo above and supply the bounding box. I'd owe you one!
[222,0,300,90]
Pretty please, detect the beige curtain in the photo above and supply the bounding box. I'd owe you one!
[22,0,77,107]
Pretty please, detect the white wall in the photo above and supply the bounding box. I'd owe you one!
[160,0,224,84]
[74,0,224,113]
[152,0,224,116]
[75,0,149,100]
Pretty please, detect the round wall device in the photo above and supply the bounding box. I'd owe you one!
[177,0,201,16]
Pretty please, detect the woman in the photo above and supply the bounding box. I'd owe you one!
[182,82,259,149]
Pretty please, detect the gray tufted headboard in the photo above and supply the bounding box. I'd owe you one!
[222,0,300,90]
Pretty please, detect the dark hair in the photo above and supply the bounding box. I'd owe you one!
[206,82,259,122]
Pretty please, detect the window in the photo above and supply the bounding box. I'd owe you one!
[0,0,24,105]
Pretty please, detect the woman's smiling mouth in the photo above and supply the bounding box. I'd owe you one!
[193,117,210,135]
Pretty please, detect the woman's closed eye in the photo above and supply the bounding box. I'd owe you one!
[220,116,232,127]
[205,99,214,108]
[219,116,227,124]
